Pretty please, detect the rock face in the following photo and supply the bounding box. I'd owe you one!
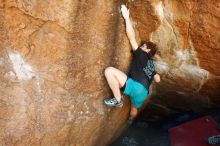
[128,0,220,115]
[150,0,220,112]
[0,0,219,145]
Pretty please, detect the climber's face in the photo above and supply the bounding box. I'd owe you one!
[140,43,151,53]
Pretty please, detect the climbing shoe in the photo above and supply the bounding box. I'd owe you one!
[207,135,220,145]
[104,96,124,108]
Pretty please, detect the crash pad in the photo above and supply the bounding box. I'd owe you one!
[169,115,220,146]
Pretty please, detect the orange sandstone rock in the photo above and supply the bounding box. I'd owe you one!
[0,0,219,145]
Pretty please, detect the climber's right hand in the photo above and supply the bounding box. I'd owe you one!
[121,4,129,20]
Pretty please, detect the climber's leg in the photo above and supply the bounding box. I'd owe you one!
[104,67,127,103]
[130,105,138,120]
[127,105,138,124]
[139,84,153,112]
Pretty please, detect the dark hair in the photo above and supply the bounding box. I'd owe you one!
[141,41,158,58]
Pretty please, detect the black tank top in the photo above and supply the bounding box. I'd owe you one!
[128,47,156,89]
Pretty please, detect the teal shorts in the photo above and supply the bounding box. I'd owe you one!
[121,78,148,108]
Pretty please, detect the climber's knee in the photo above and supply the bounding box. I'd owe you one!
[104,67,114,78]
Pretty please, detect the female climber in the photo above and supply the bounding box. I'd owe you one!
[104,5,160,123]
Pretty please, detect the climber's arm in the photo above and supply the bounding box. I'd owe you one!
[121,5,138,51]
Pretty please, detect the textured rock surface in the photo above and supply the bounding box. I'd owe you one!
[0,0,219,145]
[150,0,220,112]
[127,0,220,114]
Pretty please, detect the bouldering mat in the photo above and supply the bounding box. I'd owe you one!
[169,115,220,146]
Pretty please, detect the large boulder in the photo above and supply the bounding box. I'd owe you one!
[0,0,131,145]
[129,0,220,115]
[0,0,219,145]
